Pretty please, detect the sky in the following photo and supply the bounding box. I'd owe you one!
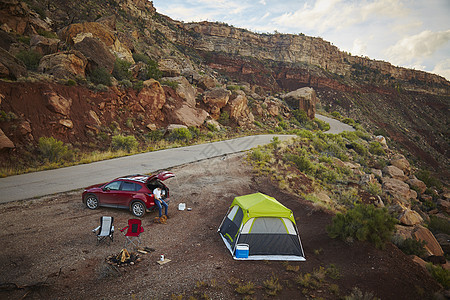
[151,0,450,81]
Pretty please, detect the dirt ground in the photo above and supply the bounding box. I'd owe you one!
[0,153,443,299]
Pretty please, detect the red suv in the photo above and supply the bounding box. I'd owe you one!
[82,171,174,217]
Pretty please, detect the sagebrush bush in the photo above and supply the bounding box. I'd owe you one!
[428,215,450,235]
[327,204,397,249]
[112,58,132,81]
[16,50,42,71]
[111,134,138,152]
[426,263,450,289]
[284,153,314,174]
[314,118,330,131]
[395,238,427,257]
[369,141,386,156]
[167,128,192,142]
[88,67,111,86]
[292,109,308,124]
[38,136,73,163]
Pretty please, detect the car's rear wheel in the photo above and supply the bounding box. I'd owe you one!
[131,201,145,217]
[85,194,99,209]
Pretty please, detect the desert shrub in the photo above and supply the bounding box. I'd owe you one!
[315,164,339,184]
[249,147,271,163]
[365,182,382,197]
[327,204,397,249]
[120,79,132,88]
[395,238,427,257]
[218,111,230,125]
[254,120,263,127]
[38,136,73,162]
[235,281,255,295]
[16,50,42,71]
[133,80,144,91]
[292,109,308,124]
[146,59,162,80]
[88,67,111,86]
[263,275,282,296]
[369,141,386,156]
[37,29,58,39]
[344,287,379,300]
[226,85,243,91]
[295,273,321,289]
[428,215,450,235]
[279,120,289,130]
[66,79,76,86]
[112,58,132,81]
[416,170,442,189]
[340,131,359,141]
[312,136,327,152]
[160,79,179,89]
[111,134,138,152]
[296,129,313,139]
[342,118,355,125]
[284,153,314,174]
[426,263,450,289]
[167,128,192,142]
[132,52,151,64]
[315,118,330,131]
[351,141,368,156]
[145,129,164,141]
[330,111,342,119]
[0,111,18,122]
[95,84,109,92]
[188,126,200,139]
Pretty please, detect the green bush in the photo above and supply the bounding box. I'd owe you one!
[416,170,442,189]
[249,147,271,163]
[351,141,368,156]
[292,109,308,124]
[37,29,58,39]
[132,52,151,65]
[112,58,132,81]
[331,111,342,119]
[284,153,314,174]
[111,134,138,152]
[160,79,179,89]
[395,238,427,257]
[66,79,76,86]
[146,59,162,80]
[342,118,355,125]
[218,111,230,126]
[369,141,386,156]
[145,129,164,141]
[327,204,397,249]
[38,136,73,162]
[428,215,450,235]
[426,263,450,289]
[188,126,200,139]
[16,50,42,71]
[167,128,192,142]
[314,118,330,131]
[88,67,111,86]
[0,110,18,122]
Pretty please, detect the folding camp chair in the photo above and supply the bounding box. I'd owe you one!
[92,216,114,244]
[120,219,144,249]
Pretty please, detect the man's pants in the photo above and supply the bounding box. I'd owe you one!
[155,199,168,217]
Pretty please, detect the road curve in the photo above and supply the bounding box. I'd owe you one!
[316,114,355,134]
[0,134,295,203]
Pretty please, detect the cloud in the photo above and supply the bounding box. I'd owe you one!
[259,0,267,5]
[351,38,367,56]
[272,0,407,33]
[432,59,450,80]
[385,30,450,65]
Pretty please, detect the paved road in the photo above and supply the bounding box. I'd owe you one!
[316,114,355,134]
[0,134,295,203]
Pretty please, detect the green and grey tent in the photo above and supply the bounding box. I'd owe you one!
[218,193,305,261]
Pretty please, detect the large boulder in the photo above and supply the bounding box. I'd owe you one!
[406,177,427,194]
[59,22,134,63]
[172,104,209,127]
[399,209,423,226]
[435,233,450,254]
[0,128,14,150]
[158,59,181,77]
[0,47,27,79]
[390,155,411,176]
[162,76,196,107]
[224,90,254,126]
[44,91,72,116]
[198,75,218,90]
[383,165,408,181]
[413,226,444,257]
[30,35,59,56]
[0,0,51,35]
[282,87,318,119]
[73,36,115,73]
[38,50,87,79]
[137,79,166,119]
[203,87,231,118]
[382,177,417,204]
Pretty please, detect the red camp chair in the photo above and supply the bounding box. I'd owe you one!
[120,219,144,249]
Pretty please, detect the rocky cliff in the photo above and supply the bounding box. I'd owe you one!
[0,0,448,177]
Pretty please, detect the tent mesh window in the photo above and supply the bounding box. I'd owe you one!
[219,206,243,246]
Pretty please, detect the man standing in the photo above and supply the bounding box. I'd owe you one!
[153,187,169,219]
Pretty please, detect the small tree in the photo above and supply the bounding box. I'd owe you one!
[88,67,111,86]
[16,50,42,71]
[112,58,132,81]
[38,137,73,162]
